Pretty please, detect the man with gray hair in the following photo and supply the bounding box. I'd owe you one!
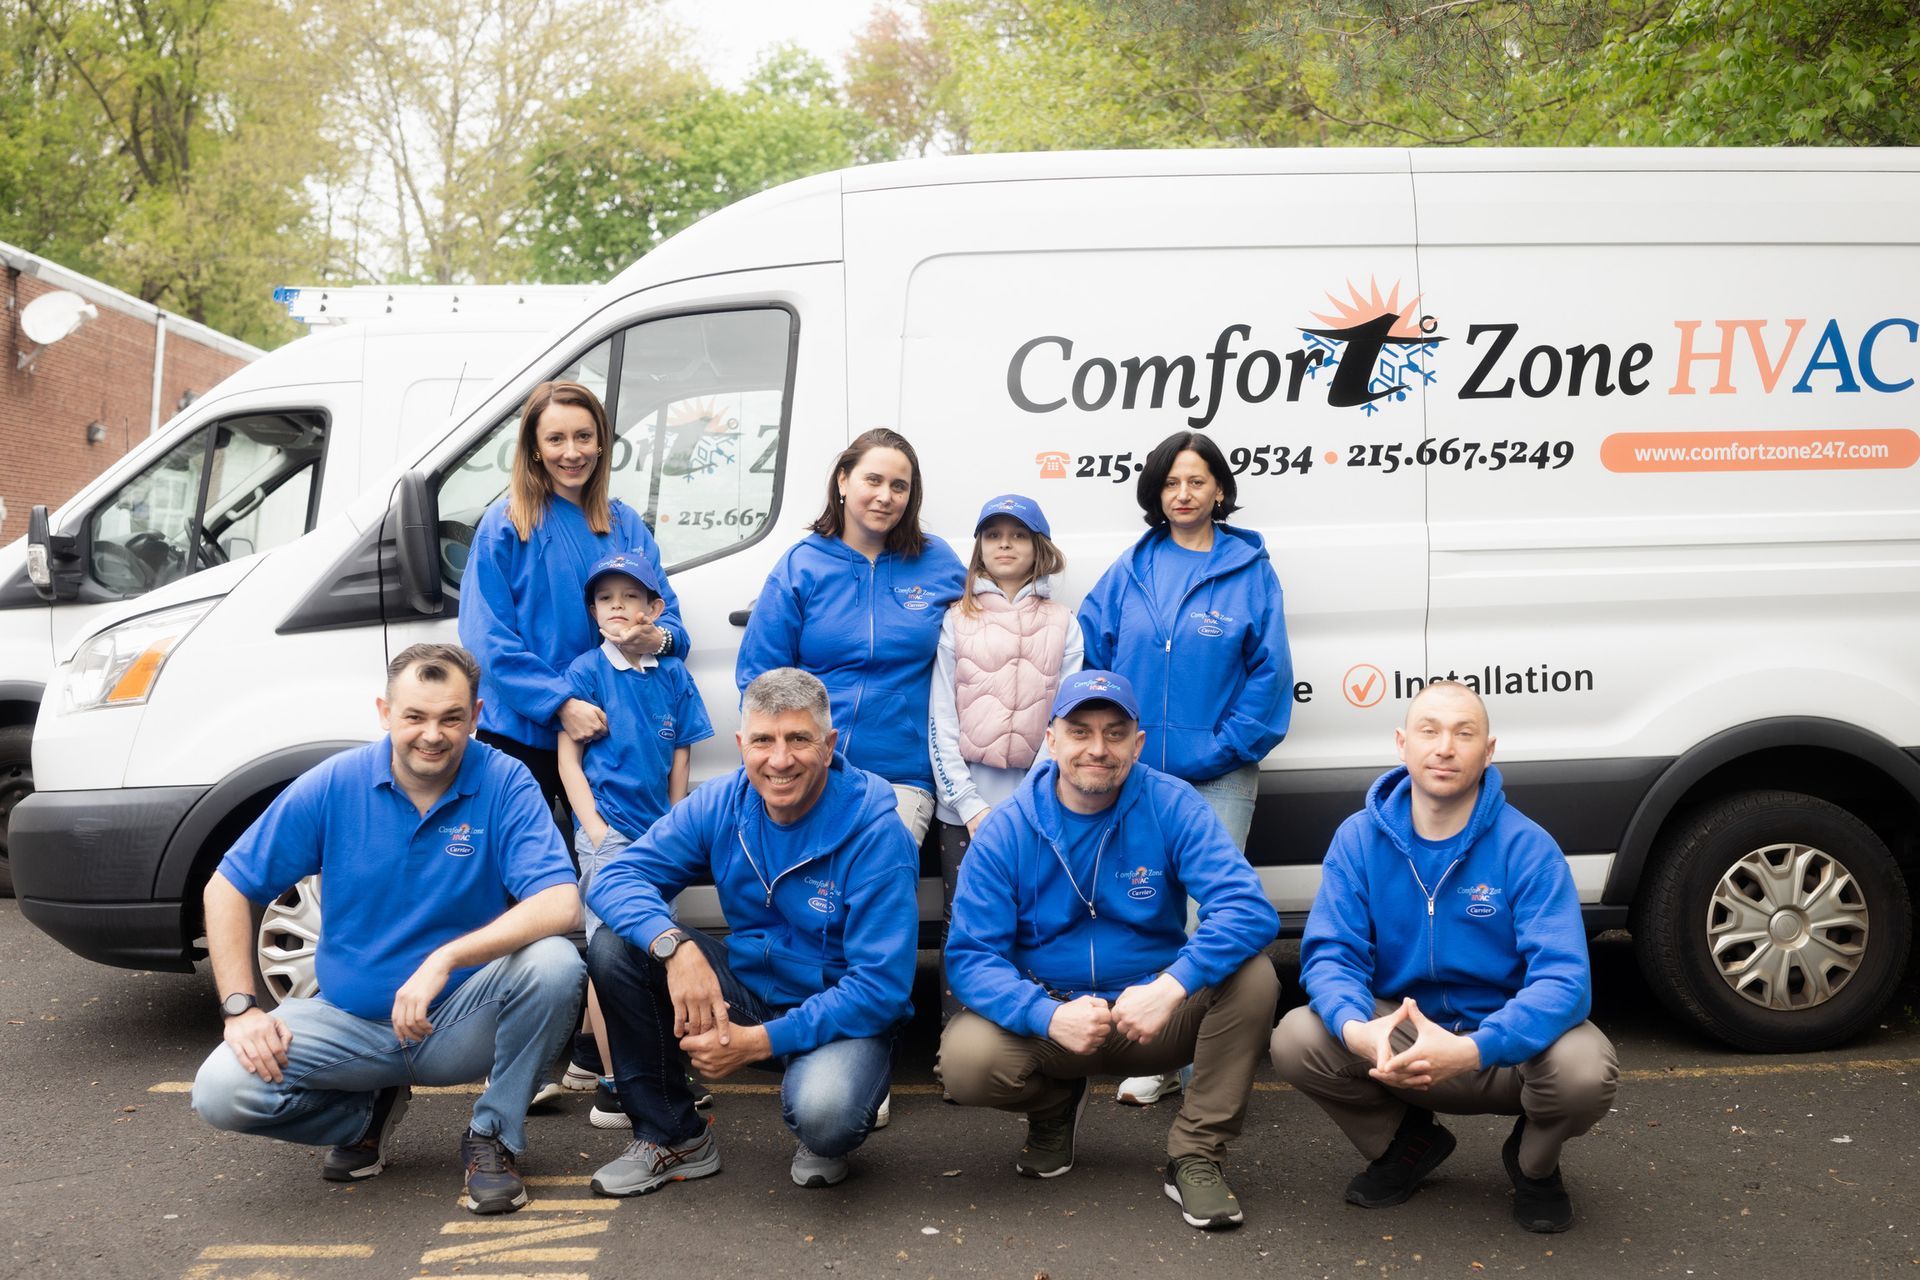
[584,667,919,1197]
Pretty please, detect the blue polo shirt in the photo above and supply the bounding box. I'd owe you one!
[565,644,714,839]
[216,738,577,1021]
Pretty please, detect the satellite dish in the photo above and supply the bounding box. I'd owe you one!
[20,290,97,345]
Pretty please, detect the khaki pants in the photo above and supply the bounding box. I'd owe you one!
[937,956,1279,1163]
[1270,1001,1619,1179]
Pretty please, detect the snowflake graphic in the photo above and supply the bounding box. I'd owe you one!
[1298,330,1441,416]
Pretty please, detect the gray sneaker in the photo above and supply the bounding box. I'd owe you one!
[590,1125,721,1197]
[1164,1155,1245,1230]
[790,1143,849,1188]
[1017,1076,1089,1178]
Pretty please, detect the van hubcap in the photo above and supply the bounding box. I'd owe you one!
[1707,843,1867,1011]
[257,875,323,1004]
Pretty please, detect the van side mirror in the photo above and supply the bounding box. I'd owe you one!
[25,504,81,601]
[394,471,444,616]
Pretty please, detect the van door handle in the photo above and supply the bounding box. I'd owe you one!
[729,607,753,627]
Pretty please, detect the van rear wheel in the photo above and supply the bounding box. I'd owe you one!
[250,875,323,1011]
[1634,790,1911,1052]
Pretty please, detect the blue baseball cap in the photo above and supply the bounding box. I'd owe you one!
[1049,669,1140,722]
[584,551,663,607]
[974,493,1051,540]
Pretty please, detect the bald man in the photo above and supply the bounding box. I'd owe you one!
[1270,681,1617,1234]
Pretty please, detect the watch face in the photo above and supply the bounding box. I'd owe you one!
[650,932,681,960]
[222,993,256,1017]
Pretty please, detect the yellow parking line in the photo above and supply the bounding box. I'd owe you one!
[420,1218,608,1265]
[523,1175,591,1186]
[197,1244,375,1259]
[419,1274,586,1280]
[489,1249,600,1262]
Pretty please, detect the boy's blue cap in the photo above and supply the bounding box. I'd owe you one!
[974,493,1051,539]
[1049,669,1140,722]
[584,551,662,607]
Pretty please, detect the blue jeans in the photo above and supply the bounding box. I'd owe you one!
[1190,762,1259,853]
[191,936,584,1155]
[588,926,892,1157]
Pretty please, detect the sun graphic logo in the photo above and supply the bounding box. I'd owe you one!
[1303,278,1446,415]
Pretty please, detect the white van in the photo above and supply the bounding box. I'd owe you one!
[13,149,1918,1053]
[0,297,590,892]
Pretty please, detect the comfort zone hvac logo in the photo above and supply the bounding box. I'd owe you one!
[1459,882,1503,919]
[1191,609,1235,637]
[896,585,931,611]
[1116,865,1164,901]
[657,713,676,742]
[805,875,839,914]
[438,822,482,858]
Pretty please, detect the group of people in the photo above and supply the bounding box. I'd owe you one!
[189,380,1619,1235]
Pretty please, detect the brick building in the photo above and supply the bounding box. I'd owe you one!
[0,241,261,546]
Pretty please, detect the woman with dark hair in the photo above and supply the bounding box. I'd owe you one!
[736,428,966,845]
[1077,428,1293,1105]
[459,380,688,830]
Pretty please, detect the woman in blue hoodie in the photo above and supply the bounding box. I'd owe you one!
[736,428,965,844]
[459,380,688,832]
[1078,428,1293,1104]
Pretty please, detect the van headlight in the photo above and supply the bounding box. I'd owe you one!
[62,600,215,712]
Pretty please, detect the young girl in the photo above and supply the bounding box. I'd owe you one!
[929,494,1082,1020]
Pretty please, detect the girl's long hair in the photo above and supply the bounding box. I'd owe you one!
[960,523,1065,616]
[507,380,614,541]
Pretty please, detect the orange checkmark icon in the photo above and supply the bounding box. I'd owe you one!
[1343,663,1386,709]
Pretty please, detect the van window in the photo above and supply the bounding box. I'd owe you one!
[440,308,794,581]
[86,411,328,595]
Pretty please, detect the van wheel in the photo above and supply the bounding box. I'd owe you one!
[0,723,33,898]
[250,875,323,1011]
[1634,791,1911,1052]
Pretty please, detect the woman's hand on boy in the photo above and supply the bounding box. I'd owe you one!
[559,698,607,744]
[601,619,667,660]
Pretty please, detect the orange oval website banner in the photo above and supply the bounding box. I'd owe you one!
[1599,429,1920,473]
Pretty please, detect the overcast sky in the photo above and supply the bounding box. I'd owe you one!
[661,0,883,87]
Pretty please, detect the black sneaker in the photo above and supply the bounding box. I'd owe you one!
[690,1074,715,1110]
[589,1081,627,1130]
[322,1085,410,1182]
[1016,1077,1089,1178]
[1344,1106,1456,1208]
[1502,1116,1574,1233]
[460,1129,529,1215]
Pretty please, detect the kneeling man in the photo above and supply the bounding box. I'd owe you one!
[1271,680,1618,1233]
[586,668,917,1195]
[938,670,1280,1231]
[192,644,586,1214]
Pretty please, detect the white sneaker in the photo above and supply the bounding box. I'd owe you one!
[873,1092,891,1130]
[1116,1069,1185,1105]
[791,1142,849,1188]
[561,1060,600,1091]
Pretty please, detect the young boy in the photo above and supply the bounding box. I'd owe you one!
[559,551,714,1128]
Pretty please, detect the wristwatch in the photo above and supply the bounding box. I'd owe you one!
[649,928,690,962]
[220,992,259,1018]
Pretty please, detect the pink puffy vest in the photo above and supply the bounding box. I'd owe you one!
[951,585,1072,768]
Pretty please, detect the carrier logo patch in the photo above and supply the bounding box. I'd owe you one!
[438,821,483,858]
[1459,882,1503,918]
[805,875,839,914]
[895,584,932,611]
[657,713,677,742]
[1117,864,1164,901]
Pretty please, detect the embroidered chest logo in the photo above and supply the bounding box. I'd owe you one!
[657,713,677,742]
[895,584,932,611]
[804,875,839,914]
[1116,864,1164,901]
[1459,882,1503,918]
[1190,608,1236,638]
[438,822,484,858]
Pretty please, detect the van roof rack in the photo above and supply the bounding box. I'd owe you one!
[272,284,600,327]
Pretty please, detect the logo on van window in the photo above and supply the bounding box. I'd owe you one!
[1459,882,1503,919]
[1005,277,1445,426]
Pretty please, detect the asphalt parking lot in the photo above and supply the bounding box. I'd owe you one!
[2,901,1915,1280]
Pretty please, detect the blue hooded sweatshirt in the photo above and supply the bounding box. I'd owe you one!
[1299,764,1592,1069]
[946,758,1279,1041]
[736,532,965,791]
[1076,524,1292,783]
[585,752,918,1058]
[458,497,688,750]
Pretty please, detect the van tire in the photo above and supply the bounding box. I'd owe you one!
[250,874,323,1012]
[0,723,33,898]
[1634,790,1911,1053]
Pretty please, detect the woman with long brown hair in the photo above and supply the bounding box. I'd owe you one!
[459,380,687,828]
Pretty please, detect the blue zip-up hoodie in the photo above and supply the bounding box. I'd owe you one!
[946,758,1279,1041]
[585,752,918,1058]
[458,497,688,749]
[1300,764,1592,1069]
[1076,524,1292,783]
[736,532,965,790]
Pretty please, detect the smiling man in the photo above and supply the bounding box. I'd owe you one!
[583,667,917,1197]
[1270,680,1619,1233]
[936,670,1280,1231]
[190,644,585,1215]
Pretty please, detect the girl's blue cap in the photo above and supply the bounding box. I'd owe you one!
[974,494,1050,539]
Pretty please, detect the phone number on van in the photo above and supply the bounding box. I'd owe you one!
[1043,439,1575,482]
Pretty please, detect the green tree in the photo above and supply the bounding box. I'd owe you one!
[525,46,895,284]
[846,1,968,154]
